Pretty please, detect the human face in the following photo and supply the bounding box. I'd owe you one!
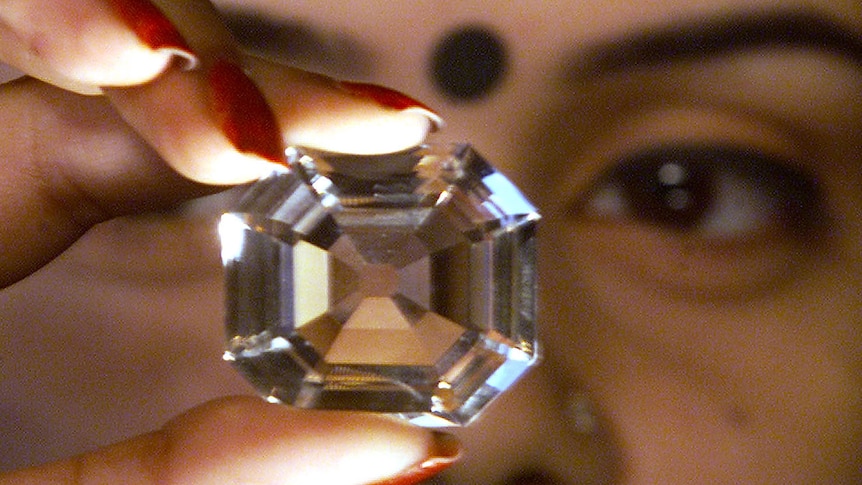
[2,0,861,483]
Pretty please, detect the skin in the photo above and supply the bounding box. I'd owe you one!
[1,0,861,483]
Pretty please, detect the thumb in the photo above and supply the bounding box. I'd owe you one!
[1,396,460,485]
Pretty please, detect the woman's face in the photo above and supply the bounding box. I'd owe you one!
[2,0,861,483]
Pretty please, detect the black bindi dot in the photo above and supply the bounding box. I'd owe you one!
[430,25,508,101]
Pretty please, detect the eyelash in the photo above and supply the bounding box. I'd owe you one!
[576,144,825,240]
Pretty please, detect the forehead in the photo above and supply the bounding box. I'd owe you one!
[217,0,859,47]
[214,0,862,169]
[217,0,862,108]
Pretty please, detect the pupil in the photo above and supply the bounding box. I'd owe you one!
[622,159,714,230]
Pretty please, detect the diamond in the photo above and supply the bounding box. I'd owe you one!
[220,144,540,426]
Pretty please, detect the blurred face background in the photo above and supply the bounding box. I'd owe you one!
[2,0,861,483]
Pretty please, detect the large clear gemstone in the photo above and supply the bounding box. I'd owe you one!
[220,144,539,426]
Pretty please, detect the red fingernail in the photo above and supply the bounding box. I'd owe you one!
[338,81,444,131]
[369,431,461,485]
[208,59,285,164]
[109,0,198,68]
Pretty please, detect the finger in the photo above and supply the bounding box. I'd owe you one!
[0,396,460,485]
[0,77,213,287]
[105,54,443,185]
[0,66,440,287]
[0,0,442,184]
[0,0,210,94]
[249,56,444,156]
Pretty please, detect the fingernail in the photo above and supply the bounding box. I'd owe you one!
[109,0,199,69]
[208,59,285,164]
[338,81,445,131]
[369,431,461,485]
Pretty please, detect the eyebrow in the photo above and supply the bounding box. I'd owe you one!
[577,10,862,77]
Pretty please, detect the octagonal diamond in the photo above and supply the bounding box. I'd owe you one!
[220,144,539,426]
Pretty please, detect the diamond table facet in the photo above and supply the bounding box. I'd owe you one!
[220,144,539,426]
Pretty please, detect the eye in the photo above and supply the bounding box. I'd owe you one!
[577,145,825,241]
[566,144,830,298]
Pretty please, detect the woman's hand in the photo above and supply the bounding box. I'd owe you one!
[0,1,454,483]
[0,0,442,283]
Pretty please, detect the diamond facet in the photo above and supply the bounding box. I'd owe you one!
[220,144,539,426]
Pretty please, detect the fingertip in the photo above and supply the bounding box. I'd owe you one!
[247,58,441,156]
[161,46,199,71]
[368,431,461,485]
[108,0,202,80]
[174,149,284,186]
[336,80,445,132]
[93,43,196,87]
[286,109,435,156]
